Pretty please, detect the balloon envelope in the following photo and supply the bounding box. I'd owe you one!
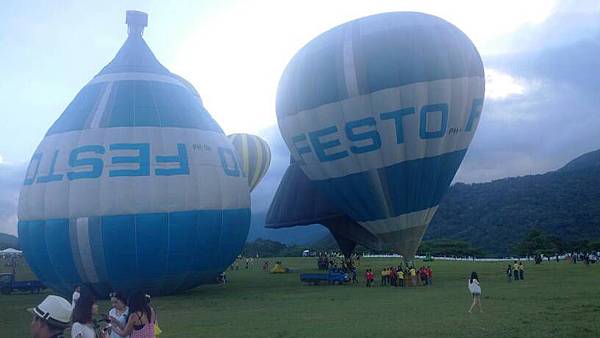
[227,133,271,192]
[17,12,250,297]
[275,12,485,258]
[266,157,380,256]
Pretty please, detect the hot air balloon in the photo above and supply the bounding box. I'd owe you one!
[266,157,379,257]
[270,12,485,259]
[227,133,271,192]
[17,11,251,297]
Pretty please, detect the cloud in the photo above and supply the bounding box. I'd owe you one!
[455,11,600,183]
[0,163,25,236]
[485,69,528,101]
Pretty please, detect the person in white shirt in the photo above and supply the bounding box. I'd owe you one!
[107,292,129,338]
[71,290,107,338]
[468,271,483,313]
[72,286,81,309]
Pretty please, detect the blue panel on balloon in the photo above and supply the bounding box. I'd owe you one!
[44,219,80,288]
[135,213,169,280]
[101,215,137,283]
[194,210,222,271]
[167,211,198,274]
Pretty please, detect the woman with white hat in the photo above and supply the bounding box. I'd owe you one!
[29,295,72,338]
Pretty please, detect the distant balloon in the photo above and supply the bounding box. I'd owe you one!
[227,133,271,192]
[273,12,485,258]
[17,11,251,297]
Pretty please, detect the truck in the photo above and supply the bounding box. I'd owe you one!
[0,273,46,295]
[300,270,350,285]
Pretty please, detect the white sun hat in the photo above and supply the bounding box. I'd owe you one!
[28,295,72,328]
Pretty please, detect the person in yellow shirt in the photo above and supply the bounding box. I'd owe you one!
[410,267,417,286]
[513,261,520,281]
[381,268,387,286]
[518,261,524,280]
[398,269,405,287]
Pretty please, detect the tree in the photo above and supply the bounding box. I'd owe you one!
[515,229,554,256]
[417,239,485,257]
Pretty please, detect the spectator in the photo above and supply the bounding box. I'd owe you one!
[467,272,483,313]
[111,292,155,338]
[398,269,405,287]
[518,261,525,280]
[28,295,72,338]
[366,269,374,287]
[107,292,129,338]
[389,267,397,287]
[72,286,81,309]
[419,267,428,286]
[426,266,433,286]
[506,264,512,282]
[71,290,102,338]
[409,266,417,286]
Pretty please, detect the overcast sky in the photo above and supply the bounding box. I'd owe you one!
[1,0,599,235]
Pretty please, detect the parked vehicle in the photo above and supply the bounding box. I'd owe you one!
[0,273,46,295]
[300,270,349,285]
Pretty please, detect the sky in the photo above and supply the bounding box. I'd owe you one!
[1,0,600,236]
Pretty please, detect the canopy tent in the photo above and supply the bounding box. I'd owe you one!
[0,248,22,258]
[0,248,22,254]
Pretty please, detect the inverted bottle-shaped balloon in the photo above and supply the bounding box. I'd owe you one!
[276,12,485,258]
[18,11,251,297]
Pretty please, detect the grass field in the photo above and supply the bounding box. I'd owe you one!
[1,256,600,337]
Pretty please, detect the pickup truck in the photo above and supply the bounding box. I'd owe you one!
[300,270,350,285]
[0,273,46,295]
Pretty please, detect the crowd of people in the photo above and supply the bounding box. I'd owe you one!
[505,261,525,281]
[315,253,435,289]
[29,286,159,338]
[317,253,360,271]
[373,265,433,287]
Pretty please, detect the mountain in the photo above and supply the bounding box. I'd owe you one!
[425,149,600,256]
[247,211,328,245]
[0,233,19,250]
[558,149,600,172]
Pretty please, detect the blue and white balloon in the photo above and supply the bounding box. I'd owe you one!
[18,11,250,296]
[275,12,485,258]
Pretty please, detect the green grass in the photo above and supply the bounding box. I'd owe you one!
[2,256,600,337]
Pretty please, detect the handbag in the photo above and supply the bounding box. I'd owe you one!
[154,321,162,336]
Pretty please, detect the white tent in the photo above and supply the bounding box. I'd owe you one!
[0,248,22,257]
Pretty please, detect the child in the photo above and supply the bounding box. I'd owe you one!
[506,264,512,282]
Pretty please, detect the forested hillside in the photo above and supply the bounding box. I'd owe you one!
[427,150,600,255]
